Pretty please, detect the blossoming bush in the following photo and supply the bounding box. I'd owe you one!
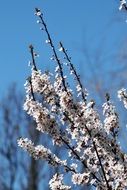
[18,4,127,190]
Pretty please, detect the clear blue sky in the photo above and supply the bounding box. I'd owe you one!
[0,0,126,96]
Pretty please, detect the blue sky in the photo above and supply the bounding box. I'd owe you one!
[0,0,126,96]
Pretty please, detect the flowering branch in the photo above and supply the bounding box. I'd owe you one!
[17,138,76,174]
[59,41,112,188]
[18,6,127,190]
[34,9,108,186]
[28,44,101,185]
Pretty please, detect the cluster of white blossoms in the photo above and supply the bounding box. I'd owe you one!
[17,138,67,167]
[71,172,90,185]
[49,174,71,190]
[18,7,127,190]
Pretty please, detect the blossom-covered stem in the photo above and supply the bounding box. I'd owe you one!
[65,103,109,188]
[59,42,87,103]
[25,79,99,184]
[93,140,111,189]
[26,80,76,174]
[73,99,110,188]
[29,45,37,71]
[35,8,67,92]
[60,136,101,184]
[28,77,36,101]
[85,123,111,189]
[64,107,108,187]
[85,119,111,190]
[67,102,110,189]
[59,41,109,185]
[18,138,76,175]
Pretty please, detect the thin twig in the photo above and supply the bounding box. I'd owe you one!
[59,42,87,103]
[61,136,101,185]
[35,8,67,92]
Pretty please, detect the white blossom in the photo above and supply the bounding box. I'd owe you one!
[37,20,40,24]
[59,47,63,52]
[46,39,51,44]
[119,0,127,10]
[102,99,119,136]
[35,8,42,16]
[72,172,90,185]
[49,173,71,190]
